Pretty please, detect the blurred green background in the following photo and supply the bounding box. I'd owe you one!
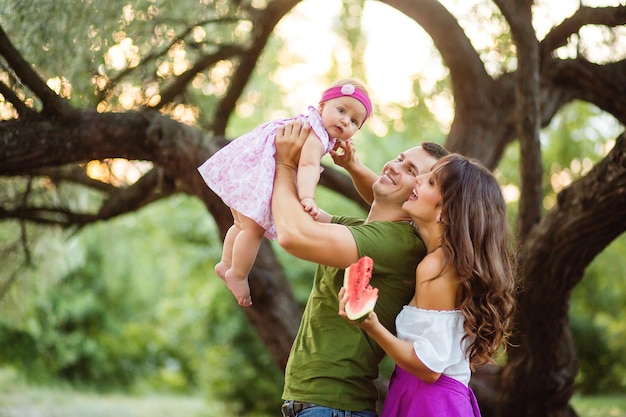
[1,0,625,416]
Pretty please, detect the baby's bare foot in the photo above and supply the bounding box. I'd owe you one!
[215,262,229,283]
[224,269,252,307]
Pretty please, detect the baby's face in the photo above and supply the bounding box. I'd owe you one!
[318,96,367,141]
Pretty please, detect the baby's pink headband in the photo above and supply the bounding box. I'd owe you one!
[320,83,372,124]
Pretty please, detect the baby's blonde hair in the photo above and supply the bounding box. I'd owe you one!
[326,78,370,97]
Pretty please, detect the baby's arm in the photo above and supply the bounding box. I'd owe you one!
[315,208,332,223]
[296,132,326,219]
[300,197,320,220]
[330,139,377,205]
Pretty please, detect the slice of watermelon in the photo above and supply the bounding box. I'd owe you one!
[343,256,378,321]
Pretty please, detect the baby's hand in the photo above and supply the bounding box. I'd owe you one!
[301,197,320,220]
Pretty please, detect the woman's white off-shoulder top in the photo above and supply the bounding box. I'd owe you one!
[395,305,473,385]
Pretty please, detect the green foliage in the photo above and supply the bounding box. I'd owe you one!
[0,324,39,372]
[1,0,263,113]
[543,102,626,394]
[201,297,284,415]
[569,234,626,394]
[570,316,624,395]
[542,101,610,167]
[571,394,626,417]
[0,194,286,412]
[2,0,123,105]
[496,100,619,201]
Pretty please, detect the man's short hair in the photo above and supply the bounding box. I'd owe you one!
[421,142,450,160]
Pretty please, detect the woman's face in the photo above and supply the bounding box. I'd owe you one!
[402,170,442,223]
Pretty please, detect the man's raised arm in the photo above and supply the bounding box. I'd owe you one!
[272,121,359,269]
[330,139,377,205]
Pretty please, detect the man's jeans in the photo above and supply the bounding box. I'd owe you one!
[299,408,377,417]
[281,401,377,417]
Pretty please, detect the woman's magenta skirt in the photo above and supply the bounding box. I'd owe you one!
[381,366,482,417]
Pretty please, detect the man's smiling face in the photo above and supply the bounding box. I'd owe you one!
[373,146,439,206]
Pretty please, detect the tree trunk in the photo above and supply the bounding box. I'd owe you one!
[499,134,626,417]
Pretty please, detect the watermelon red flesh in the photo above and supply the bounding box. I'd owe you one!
[343,256,378,320]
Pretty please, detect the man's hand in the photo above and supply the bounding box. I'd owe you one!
[330,138,376,205]
[275,120,310,169]
[330,139,358,171]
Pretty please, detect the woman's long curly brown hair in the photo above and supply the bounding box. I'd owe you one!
[431,154,516,368]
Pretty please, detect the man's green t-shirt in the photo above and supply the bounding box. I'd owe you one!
[281,217,426,411]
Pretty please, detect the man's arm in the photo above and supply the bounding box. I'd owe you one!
[272,121,360,268]
[330,139,377,205]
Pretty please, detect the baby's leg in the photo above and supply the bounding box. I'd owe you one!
[215,220,240,281]
[225,210,265,306]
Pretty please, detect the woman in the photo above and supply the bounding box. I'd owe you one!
[339,153,516,416]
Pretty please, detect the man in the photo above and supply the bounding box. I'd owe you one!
[272,121,448,417]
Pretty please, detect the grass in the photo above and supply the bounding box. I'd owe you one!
[0,368,223,417]
[571,394,626,417]
[0,368,624,417]
[0,390,213,417]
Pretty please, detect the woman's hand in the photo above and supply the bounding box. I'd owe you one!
[338,287,379,330]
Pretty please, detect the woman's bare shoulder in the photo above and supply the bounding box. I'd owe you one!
[416,249,446,283]
[415,249,458,310]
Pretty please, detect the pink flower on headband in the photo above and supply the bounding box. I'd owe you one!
[341,84,356,95]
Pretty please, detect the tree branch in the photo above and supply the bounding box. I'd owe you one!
[0,168,176,230]
[211,0,302,135]
[0,110,185,174]
[546,58,626,126]
[0,25,73,118]
[96,168,177,220]
[319,165,369,212]
[0,80,36,118]
[541,5,626,58]
[380,0,493,104]
[502,133,626,416]
[546,134,626,280]
[0,205,93,226]
[379,0,514,168]
[494,0,543,241]
[154,44,246,110]
[30,166,119,193]
[98,17,241,104]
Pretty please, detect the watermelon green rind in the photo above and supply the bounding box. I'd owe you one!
[343,256,378,321]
